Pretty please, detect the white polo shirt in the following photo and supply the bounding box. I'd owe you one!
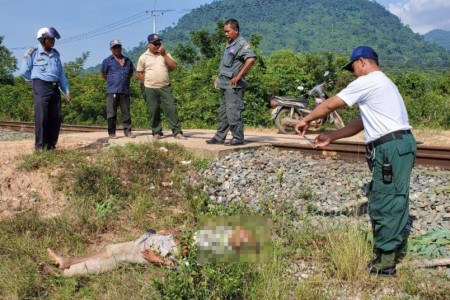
[337,71,412,143]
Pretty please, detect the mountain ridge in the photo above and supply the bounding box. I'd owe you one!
[86,0,450,73]
[424,29,450,51]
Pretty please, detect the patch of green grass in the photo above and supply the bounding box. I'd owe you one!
[17,149,86,171]
[322,224,372,282]
[192,155,214,171]
[0,214,88,298]
[298,188,313,201]
[154,238,260,300]
[251,240,296,300]
[3,142,450,299]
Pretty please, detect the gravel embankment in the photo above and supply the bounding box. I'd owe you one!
[200,147,449,235]
[0,128,34,141]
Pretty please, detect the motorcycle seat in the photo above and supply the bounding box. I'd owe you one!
[273,96,308,105]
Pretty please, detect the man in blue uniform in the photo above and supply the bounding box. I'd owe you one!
[20,27,70,151]
[101,39,135,139]
[206,19,256,146]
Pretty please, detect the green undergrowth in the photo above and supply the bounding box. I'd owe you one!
[1,143,449,299]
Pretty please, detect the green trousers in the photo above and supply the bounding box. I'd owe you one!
[368,133,416,252]
[143,86,182,135]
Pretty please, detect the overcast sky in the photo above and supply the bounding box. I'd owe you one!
[1,0,449,69]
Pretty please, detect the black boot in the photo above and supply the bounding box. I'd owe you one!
[367,247,380,269]
[370,250,396,276]
[395,240,408,264]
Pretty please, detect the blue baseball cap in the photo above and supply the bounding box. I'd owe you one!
[147,33,162,43]
[342,46,378,72]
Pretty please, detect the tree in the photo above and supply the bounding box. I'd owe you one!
[173,43,198,65]
[64,52,90,79]
[190,20,226,59]
[0,36,17,85]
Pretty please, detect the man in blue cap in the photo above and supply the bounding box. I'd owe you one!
[295,46,416,276]
[20,27,70,151]
[136,33,185,140]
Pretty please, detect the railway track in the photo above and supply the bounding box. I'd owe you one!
[0,120,105,133]
[1,120,449,169]
[272,140,450,169]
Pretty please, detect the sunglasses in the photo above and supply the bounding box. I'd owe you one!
[111,45,122,49]
[151,42,161,46]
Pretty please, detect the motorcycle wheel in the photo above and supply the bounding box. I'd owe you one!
[275,108,303,134]
[332,112,345,129]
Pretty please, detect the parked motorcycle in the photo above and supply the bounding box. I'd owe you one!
[270,71,345,134]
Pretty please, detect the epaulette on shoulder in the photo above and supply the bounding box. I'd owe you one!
[27,47,37,55]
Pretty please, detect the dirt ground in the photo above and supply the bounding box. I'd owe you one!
[0,128,449,221]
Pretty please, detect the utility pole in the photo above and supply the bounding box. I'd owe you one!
[147,10,164,33]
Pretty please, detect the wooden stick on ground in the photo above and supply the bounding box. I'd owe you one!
[398,258,450,269]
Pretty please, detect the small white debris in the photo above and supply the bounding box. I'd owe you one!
[162,181,173,187]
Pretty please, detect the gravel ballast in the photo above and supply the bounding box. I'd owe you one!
[200,147,449,235]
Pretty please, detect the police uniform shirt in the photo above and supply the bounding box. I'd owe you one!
[217,36,256,89]
[136,50,175,89]
[20,44,69,94]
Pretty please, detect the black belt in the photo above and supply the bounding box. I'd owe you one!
[33,78,59,86]
[367,130,411,151]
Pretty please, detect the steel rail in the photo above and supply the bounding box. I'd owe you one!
[272,140,450,169]
[1,120,449,169]
[0,120,105,133]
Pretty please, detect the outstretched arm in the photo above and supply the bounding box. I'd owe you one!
[295,95,346,135]
[141,249,174,266]
[314,117,364,148]
[156,229,180,235]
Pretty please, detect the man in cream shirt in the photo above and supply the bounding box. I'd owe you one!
[137,33,185,140]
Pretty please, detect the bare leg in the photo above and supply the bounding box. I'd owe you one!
[47,248,108,269]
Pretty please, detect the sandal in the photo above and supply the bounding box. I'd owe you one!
[174,133,187,140]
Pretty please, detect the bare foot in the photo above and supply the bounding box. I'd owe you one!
[46,248,68,269]
[37,262,62,276]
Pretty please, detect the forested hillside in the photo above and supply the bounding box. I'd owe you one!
[84,0,450,74]
[424,29,450,51]
[156,0,449,72]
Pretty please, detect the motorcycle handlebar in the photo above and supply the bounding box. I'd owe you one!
[307,82,327,97]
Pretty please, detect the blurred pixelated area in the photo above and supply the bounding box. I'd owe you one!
[195,216,270,263]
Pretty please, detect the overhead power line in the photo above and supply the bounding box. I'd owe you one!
[59,11,148,44]
[9,2,299,51]
[10,9,188,51]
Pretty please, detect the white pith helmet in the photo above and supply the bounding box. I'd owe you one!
[36,27,61,41]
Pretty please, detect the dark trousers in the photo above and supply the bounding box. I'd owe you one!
[32,79,61,149]
[368,134,416,252]
[143,86,182,135]
[106,93,132,135]
[213,88,245,141]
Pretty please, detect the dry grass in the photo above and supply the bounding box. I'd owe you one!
[0,142,449,299]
